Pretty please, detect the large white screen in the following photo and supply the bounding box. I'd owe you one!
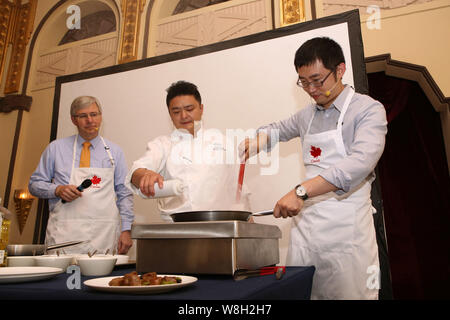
[55,21,359,263]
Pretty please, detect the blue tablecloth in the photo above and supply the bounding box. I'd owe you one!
[0,266,314,300]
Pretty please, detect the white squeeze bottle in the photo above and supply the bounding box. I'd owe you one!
[139,179,185,199]
[152,179,185,198]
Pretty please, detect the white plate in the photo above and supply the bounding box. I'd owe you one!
[84,274,198,294]
[0,267,63,284]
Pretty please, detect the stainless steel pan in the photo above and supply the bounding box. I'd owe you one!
[6,240,87,256]
[170,209,273,222]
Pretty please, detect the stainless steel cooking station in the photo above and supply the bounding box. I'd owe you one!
[131,221,282,275]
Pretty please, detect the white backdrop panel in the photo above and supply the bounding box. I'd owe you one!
[56,22,355,263]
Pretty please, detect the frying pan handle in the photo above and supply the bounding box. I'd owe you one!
[46,240,88,251]
[252,209,273,216]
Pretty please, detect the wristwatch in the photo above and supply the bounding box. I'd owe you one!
[295,184,308,200]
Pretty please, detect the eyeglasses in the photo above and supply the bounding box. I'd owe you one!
[73,112,101,119]
[297,69,334,88]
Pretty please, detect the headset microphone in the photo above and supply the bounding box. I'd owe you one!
[325,80,340,97]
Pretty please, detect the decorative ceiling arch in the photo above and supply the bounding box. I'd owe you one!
[59,8,117,45]
[172,0,229,15]
[22,0,120,94]
[30,0,121,90]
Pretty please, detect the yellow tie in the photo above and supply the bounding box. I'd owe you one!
[80,141,91,167]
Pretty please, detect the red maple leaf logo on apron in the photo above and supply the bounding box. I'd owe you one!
[91,175,101,185]
[310,146,322,158]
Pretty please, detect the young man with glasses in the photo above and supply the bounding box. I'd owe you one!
[240,37,387,299]
[29,96,134,254]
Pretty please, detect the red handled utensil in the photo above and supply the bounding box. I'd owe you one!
[236,162,246,202]
[233,266,286,281]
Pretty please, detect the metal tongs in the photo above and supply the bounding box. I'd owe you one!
[233,266,286,281]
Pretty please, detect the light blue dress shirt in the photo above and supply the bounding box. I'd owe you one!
[28,135,134,231]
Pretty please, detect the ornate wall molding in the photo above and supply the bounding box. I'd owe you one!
[4,0,37,94]
[118,0,146,63]
[0,0,15,83]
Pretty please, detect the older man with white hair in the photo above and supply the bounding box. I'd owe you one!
[29,96,134,254]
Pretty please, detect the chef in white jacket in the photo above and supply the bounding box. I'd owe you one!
[125,81,250,220]
[240,37,387,299]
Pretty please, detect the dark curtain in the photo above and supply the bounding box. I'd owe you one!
[368,72,450,299]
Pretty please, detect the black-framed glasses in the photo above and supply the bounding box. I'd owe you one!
[297,69,334,88]
[73,112,101,119]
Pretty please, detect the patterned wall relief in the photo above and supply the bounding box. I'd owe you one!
[33,5,119,91]
[322,0,436,16]
[155,0,270,56]
[33,34,117,90]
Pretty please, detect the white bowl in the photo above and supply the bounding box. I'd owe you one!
[7,256,36,267]
[113,255,129,265]
[73,254,128,265]
[77,256,117,276]
[71,254,89,264]
[91,254,129,265]
[34,255,74,271]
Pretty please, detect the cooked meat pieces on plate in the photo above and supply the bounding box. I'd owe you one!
[108,271,182,286]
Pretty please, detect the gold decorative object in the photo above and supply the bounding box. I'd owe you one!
[4,0,37,94]
[0,0,16,82]
[118,0,146,64]
[280,0,305,26]
[13,189,34,234]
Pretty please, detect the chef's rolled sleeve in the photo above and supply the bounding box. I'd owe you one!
[256,86,387,195]
[319,101,387,193]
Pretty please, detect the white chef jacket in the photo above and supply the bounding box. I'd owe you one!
[125,127,251,221]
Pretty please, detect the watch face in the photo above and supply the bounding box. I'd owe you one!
[296,186,306,197]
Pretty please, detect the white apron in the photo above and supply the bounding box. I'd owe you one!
[286,88,379,300]
[45,135,121,254]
